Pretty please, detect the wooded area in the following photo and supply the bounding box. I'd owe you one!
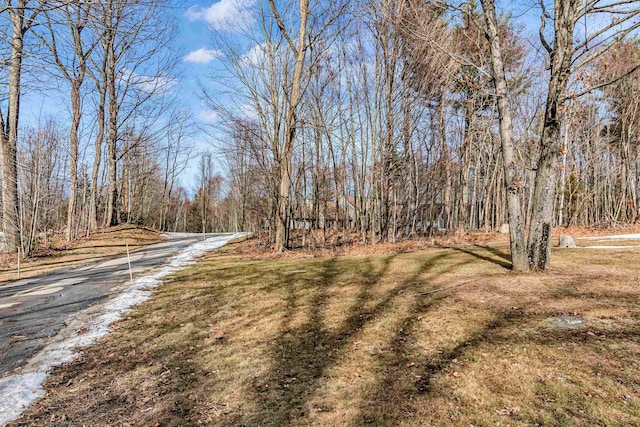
[1,0,640,271]
[0,0,228,256]
[206,0,640,271]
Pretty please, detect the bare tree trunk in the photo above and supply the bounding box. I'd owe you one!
[481,0,528,271]
[105,29,119,227]
[272,0,309,252]
[0,4,27,252]
[66,81,81,240]
[527,0,576,270]
[40,3,92,241]
[558,124,568,226]
[89,86,105,232]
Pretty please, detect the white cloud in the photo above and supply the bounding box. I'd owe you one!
[240,42,270,67]
[185,0,255,32]
[119,69,178,94]
[184,48,223,64]
[139,75,178,93]
[198,109,220,123]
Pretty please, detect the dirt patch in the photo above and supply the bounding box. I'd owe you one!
[11,241,640,426]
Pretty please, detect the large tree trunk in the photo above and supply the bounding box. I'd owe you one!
[481,0,528,271]
[527,100,564,269]
[275,160,291,251]
[272,0,309,252]
[105,34,119,227]
[526,0,576,270]
[1,6,26,253]
[66,82,81,241]
[89,91,105,232]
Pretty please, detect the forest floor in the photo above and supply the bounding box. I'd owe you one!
[0,225,163,284]
[11,235,640,426]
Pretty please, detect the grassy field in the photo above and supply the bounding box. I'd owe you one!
[0,225,163,284]
[12,240,640,426]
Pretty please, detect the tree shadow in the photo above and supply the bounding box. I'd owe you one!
[244,253,457,426]
[448,245,512,270]
[475,244,511,263]
[352,273,640,425]
[354,305,529,424]
[412,308,527,395]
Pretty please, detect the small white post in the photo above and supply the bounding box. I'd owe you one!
[17,247,21,280]
[126,243,133,285]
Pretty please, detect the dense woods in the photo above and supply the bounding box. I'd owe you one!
[1,0,640,271]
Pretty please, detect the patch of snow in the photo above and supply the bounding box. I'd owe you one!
[161,232,235,239]
[0,373,47,422]
[581,245,640,249]
[0,232,247,425]
[579,233,640,241]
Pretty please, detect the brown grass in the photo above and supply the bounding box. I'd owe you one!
[0,225,162,284]
[11,239,640,426]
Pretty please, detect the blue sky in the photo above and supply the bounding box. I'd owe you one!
[19,0,257,193]
[173,0,230,189]
[17,0,549,193]
[173,0,266,189]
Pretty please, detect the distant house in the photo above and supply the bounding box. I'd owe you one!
[290,197,356,230]
[263,198,447,233]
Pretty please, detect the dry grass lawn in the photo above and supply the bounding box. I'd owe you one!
[0,225,163,284]
[11,240,640,426]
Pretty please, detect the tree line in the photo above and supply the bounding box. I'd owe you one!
[203,0,640,271]
[2,0,640,272]
[0,0,239,256]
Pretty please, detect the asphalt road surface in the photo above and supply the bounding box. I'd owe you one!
[0,235,212,378]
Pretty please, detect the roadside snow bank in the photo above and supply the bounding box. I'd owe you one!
[579,233,640,241]
[0,232,247,424]
[581,245,640,249]
[161,232,235,239]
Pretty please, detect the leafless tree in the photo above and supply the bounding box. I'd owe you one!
[0,0,48,252]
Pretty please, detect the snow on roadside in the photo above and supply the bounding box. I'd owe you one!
[0,232,247,425]
[576,233,640,248]
[580,245,640,249]
[579,233,640,241]
[161,232,235,239]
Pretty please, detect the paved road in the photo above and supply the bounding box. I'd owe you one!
[0,236,210,378]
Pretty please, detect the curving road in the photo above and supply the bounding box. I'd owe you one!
[0,234,225,379]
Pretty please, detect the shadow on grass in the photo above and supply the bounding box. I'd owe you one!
[16,244,640,426]
[448,245,512,270]
[244,252,472,426]
[353,304,548,424]
[476,244,511,263]
[352,272,640,425]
